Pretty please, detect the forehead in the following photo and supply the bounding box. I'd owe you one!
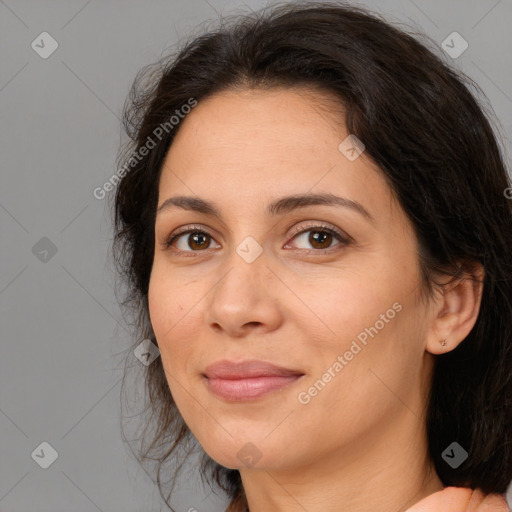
[157,86,400,226]
[162,88,377,180]
[171,86,344,147]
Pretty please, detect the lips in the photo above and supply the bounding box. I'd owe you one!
[203,359,304,379]
[202,360,305,401]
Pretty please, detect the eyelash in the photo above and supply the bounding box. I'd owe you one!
[162,222,351,256]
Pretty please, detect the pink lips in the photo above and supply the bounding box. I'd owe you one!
[203,360,305,401]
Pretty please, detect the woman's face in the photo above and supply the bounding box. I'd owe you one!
[149,87,436,473]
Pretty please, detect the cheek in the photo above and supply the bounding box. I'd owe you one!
[148,279,208,440]
[309,271,385,343]
[148,269,186,362]
[148,258,186,333]
[147,277,192,412]
[147,266,206,389]
[300,268,416,396]
[147,273,167,338]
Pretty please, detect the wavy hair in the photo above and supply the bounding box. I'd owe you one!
[110,2,512,510]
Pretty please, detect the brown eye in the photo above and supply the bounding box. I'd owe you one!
[163,223,351,255]
[165,230,217,251]
[307,230,334,249]
[286,225,351,253]
[185,232,211,250]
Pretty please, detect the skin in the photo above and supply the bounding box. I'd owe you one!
[148,87,484,512]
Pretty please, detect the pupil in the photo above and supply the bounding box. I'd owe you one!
[311,231,331,248]
[190,232,208,249]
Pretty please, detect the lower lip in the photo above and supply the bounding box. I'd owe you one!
[204,375,303,401]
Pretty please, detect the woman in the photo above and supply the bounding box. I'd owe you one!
[111,2,512,511]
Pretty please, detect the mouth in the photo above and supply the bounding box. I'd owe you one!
[202,359,305,402]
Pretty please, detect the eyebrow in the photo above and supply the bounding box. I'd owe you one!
[156,192,374,222]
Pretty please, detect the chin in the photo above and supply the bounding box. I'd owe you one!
[197,431,299,472]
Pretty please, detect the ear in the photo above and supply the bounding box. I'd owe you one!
[425,262,485,355]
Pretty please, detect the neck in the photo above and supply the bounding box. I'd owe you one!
[240,410,444,512]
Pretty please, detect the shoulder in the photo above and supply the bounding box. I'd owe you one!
[406,486,510,512]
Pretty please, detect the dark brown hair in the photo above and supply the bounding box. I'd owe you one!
[111,2,512,510]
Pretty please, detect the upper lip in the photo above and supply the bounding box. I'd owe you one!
[203,359,304,379]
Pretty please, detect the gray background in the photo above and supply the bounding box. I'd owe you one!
[1,0,511,510]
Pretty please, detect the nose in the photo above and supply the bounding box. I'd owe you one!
[204,244,283,338]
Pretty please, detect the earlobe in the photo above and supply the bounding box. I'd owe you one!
[425,263,485,355]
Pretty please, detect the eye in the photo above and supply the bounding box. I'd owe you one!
[161,222,351,255]
[163,225,219,254]
[284,223,351,253]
